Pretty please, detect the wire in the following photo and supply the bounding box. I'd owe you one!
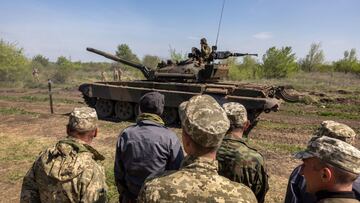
[215,0,226,47]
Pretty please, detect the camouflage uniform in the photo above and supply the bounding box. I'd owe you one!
[32,67,40,82]
[101,71,107,82]
[285,121,359,203]
[20,107,108,203]
[293,123,360,203]
[138,95,257,203]
[200,38,212,63]
[217,102,269,203]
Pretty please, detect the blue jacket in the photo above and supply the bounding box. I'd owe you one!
[285,165,360,203]
[114,120,184,199]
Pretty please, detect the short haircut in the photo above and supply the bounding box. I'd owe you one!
[314,159,359,185]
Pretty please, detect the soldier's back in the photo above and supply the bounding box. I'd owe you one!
[138,156,257,203]
[21,138,107,203]
[217,137,268,202]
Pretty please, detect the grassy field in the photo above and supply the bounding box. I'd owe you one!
[0,71,359,202]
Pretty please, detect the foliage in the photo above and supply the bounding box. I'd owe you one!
[115,44,140,63]
[299,43,324,72]
[169,46,186,62]
[32,54,49,67]
[259,46,298,78]
[142,55,160,69]
[228,56,260,80]
[0,39,30,83]
[333,49,360,74]
[52,56,78,83]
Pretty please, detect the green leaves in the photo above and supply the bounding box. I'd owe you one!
[260,46,297,78]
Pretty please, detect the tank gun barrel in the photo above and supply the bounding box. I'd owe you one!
[86,47,153,80]
[213,51,258,60]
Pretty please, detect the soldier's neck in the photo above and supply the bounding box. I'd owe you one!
[200,152,217,160]
[229,129,244,139]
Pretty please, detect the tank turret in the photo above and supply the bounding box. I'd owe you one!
[86,47,257,82]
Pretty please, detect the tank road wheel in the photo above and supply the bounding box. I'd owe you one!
[95,99,114,118]
[162,107,178,125]
[114,101,134,121]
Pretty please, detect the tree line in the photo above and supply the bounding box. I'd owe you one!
[1,38,359,87]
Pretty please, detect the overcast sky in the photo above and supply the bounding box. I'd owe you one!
[1,0,359,62]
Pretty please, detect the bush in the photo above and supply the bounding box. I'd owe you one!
[0,39,30,83]
[259,46,298,78]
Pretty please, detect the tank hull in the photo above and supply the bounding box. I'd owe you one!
[79,80,286,127]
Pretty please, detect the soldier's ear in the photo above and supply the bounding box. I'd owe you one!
[320,167,332,183]
[93,128,98,138]
[243,120,250,131]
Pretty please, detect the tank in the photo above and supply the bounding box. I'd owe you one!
[79,47,299,132]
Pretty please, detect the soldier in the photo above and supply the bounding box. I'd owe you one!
[200,37,212,63]
[285,121,360,203]
[118,67,123,81]
[294,135,360,202]
[114,92,184,203]
[217,102,269,203]
[101,70,107,82]
[32,67,39,82]
[113,67,120,81]
[20,107,108,203]
[138,95,257,202]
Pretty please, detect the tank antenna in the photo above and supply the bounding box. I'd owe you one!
[215,0,226,47]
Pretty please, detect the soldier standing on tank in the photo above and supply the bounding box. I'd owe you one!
[200,37,212,63]
[32,67,40,82]
[217,102,269,203]
[138,95,257,203]
[20,107,108,203]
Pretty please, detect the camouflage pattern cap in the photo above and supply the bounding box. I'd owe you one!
[178,95,230,148]
[68,107,98,132]
[295,136,360,174]
[222,102,247,128]
[313,120,356,144]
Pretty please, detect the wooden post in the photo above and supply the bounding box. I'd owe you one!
[48,79,54,114]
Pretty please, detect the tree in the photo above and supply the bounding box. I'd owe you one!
[115,44,140,63]
[333,48,360,74]
[0,39,29,82]
[299,43,324,72]
[32,54,49,67]
[260,46,297,78]
[142,55,160,69]
[169,46,186,62]
[56,56,70,66]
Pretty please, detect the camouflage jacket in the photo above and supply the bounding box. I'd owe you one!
[138,155,257,203]
[217,136,269,203]
[20,137,108,203]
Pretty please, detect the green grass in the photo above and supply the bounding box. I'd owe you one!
[316,111,360,120]
[0,95,77,104]
[257,120,317,131]
[249,139,305,154]
[0,107,39,116]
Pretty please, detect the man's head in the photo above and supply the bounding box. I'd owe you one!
[312,120,356,144]
[295,136,360,193]
[178,95,230,156]
[222,102,249,133]
[200,38,207,45]
[139,92,165,116]
[67,107,98,143]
